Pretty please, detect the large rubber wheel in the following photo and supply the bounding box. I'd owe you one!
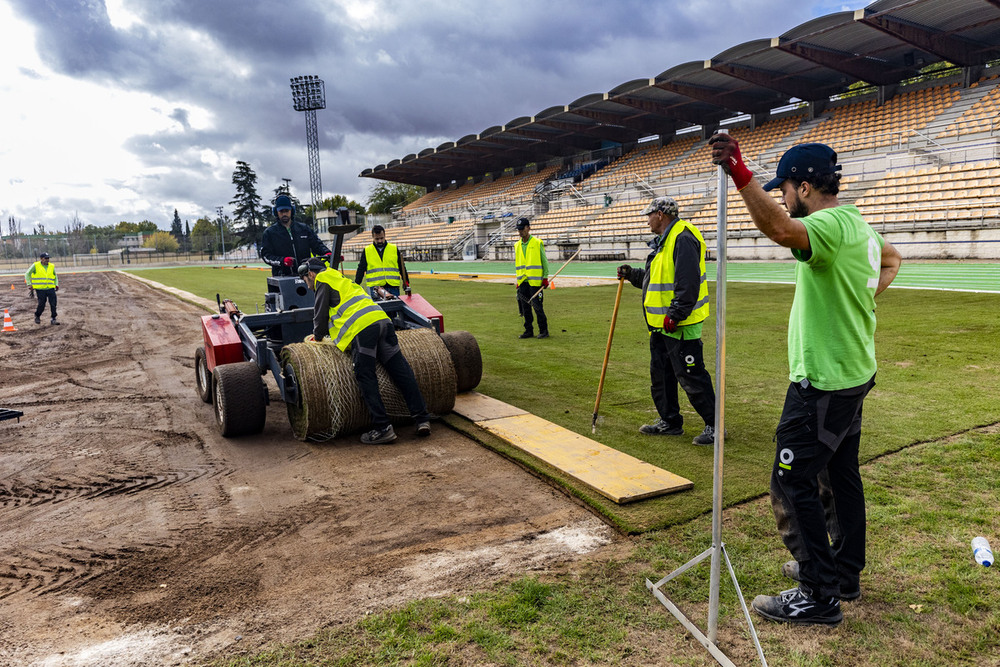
[194,347,212,403]
[212,362,266,437]
[440,330,482,393]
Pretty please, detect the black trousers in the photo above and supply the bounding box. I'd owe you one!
[516,282,548,335]
[351,320,429,429]
[649,333,716,429]
[770,376,875,600]
[34,289,57,320]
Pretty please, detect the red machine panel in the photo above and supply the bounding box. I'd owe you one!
[201,314,244,370]
[400,293,444,332]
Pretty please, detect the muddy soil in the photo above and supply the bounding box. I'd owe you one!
[0,272,616,666]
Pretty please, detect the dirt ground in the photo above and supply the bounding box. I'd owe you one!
[0,271,618,666]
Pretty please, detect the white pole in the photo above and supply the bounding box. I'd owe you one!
[707,165,728,641]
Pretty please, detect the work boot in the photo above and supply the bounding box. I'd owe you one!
[639,419,683,436]
[50,318,61,326]
[518,331,534,339]
[361,424,397,445]
[751,587,842,626]
[782,560,861,601]
[415,421,431,437]
[34,316,41,324]
[536,332,549,339]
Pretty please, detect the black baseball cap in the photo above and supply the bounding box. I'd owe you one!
[39,252,50,258]
[763,143,841,192]
[515,217,530,230]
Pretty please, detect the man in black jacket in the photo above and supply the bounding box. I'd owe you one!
[260,194,331,276]
[617,196,718,445]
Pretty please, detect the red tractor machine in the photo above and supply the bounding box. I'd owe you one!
[194,224,481,438]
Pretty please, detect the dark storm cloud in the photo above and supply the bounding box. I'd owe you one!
[140,0,344,59]
[8,0,830,227]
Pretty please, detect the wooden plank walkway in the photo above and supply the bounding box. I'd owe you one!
[453,392,692,504]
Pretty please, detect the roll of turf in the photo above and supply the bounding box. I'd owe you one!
[283,327,457,441]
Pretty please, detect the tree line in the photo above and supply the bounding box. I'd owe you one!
[1,162,425,260]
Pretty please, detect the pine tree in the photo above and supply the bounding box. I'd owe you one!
[171,209,183,240]
[230,161,264,249]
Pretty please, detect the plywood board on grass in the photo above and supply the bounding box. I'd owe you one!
[454,393,692,504]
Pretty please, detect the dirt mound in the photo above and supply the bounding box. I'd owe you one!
[0,272,615,666]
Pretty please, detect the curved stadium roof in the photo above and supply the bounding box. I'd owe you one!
[361,0,1000,189]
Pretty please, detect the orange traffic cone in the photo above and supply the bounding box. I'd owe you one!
[549,279,556,289]
[2,309,16,332]
[10,284,14,290]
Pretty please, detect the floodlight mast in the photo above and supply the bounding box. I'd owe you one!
[289,75,326,229]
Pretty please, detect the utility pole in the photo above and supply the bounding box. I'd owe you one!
[289,75,326,231]
[216,206,226,259]
[281,178,292,194]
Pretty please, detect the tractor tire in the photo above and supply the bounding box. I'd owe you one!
[212,362,266,437]
[440,330,482,393]
[195,347,212,403]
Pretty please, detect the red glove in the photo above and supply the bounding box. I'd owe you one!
[282,257,296,268]
[541,278,549,288]
[322,252,332,264]
[709,133,754,191]
[55,286,59,291]
[663,316,678,333]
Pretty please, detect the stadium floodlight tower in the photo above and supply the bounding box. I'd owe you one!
[289,75,326,229]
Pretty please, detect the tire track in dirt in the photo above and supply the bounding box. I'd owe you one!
[0,271,619,665]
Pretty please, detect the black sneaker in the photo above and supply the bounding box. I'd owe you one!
[50,319,61,326]
[751,587,842,625]
[518,332,534,339]
[361,424,397,444]
[536,332,549,339]
[34,316,41,324]
[692,425,715,445]
[415,421,431,437]
[782,560,861,601]
[639,419,684,436]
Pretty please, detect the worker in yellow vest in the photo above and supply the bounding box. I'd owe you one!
[355,225,409,297]
[25,251,60,326]
[617,196,717,445]
[514,217,549,339]
[299,258,430,444]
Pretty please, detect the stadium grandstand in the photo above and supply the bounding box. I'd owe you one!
[355,0,1000,263]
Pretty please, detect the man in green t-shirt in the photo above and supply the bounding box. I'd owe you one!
[711,136,901,626]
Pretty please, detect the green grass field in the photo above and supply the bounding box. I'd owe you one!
[131,266,1000,666]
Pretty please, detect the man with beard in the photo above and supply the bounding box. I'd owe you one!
[709,136,901,626]
[355,225,410,297]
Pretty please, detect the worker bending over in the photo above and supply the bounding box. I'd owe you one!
[299,257,431,444]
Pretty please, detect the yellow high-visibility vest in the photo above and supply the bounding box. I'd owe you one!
[643,219,709,328]
[26,262,57,289]
[363,243,402,287]
[314,269,390,351]
[515,237,545,287]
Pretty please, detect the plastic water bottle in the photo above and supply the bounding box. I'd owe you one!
[972,536,994,567]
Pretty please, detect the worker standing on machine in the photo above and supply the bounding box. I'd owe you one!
[354,225,410,297]
[299,257,431,444]
[260,194,331,276]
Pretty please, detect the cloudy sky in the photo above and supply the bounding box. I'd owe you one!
[1,0,868,232]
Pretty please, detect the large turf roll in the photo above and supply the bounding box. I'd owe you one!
[282,327,457,441]
[440,330,482,393]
